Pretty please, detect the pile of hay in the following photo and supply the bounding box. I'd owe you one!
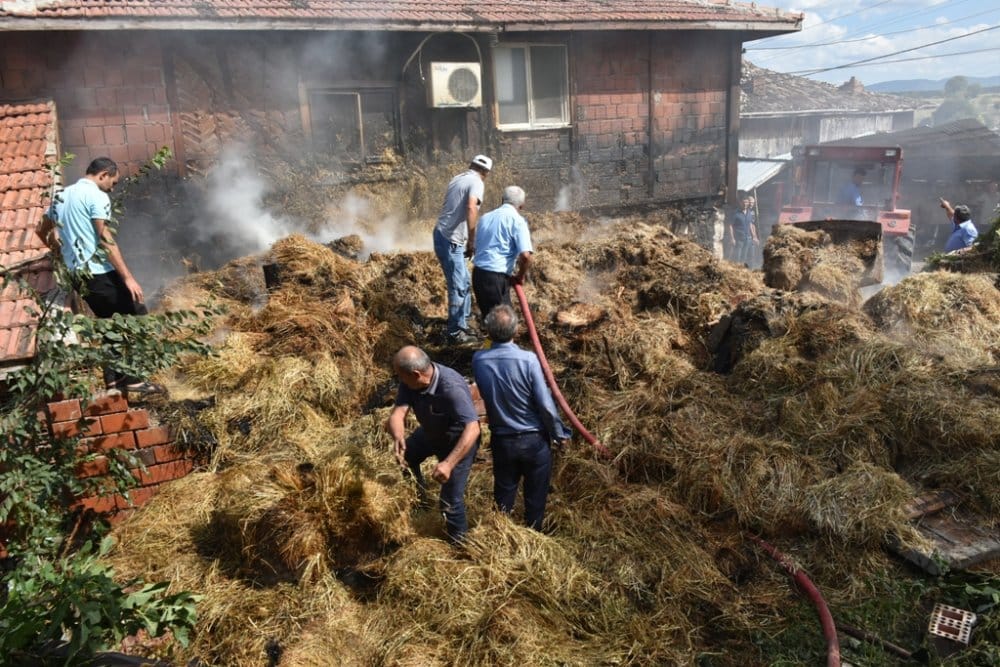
[108,213,999,665]
[763,224,882,307]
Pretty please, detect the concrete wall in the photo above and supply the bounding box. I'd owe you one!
[0,28,738,210]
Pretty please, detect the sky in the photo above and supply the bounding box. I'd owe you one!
[746,0,1000,85]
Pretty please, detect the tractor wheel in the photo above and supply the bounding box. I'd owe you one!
[891,229,915,275]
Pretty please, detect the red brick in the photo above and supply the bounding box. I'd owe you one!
[135,426,170,447]
[104,68,123,87]
[108,145,130,163]
[77,494,119,514]
[76,455,109,478]
[101,409,149,433]
[103,125,126,146]
[78,431,137,454]
[83,392,128,417]
[83,126,104,145]
[129,447,157,467]
[108,508,133,526]
[48,398,82,422]
[132,459,193,486]
[127,142,150,162]
[117,484,160,509]
[152,443,185,463]
[144,125,166,143]
[52,417,102,439]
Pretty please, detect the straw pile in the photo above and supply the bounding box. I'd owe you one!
[763,224,881,307]
[107,212,999,664]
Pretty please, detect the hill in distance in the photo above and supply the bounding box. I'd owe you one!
[869,75,1000,94]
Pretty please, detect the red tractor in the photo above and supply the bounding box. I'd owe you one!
[778,144,913,284]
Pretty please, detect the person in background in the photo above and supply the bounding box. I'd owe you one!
[35,157,160,394]
[433,155,492,345]
[727,194,758,266]
[385,346,480,543]
[940,198,978,252]
[472,305,570,531]
[472,185,533,321]
[836,167,866,207]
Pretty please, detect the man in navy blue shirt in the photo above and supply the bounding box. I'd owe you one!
[727,194,758,265]
[385,346,481,542]
[472,305,570,530]
[836,167,866,207]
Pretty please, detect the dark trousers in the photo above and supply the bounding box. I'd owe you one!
[491,431,552,531]
[404,427,479,543]
[472,266,512,321]
[78,271,148,388]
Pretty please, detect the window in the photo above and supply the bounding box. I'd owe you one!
[306,87,398,163]
[493,44,569,129]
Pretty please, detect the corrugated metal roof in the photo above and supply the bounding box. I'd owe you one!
[823,119,1000,158]
[738,154,790,191]
[0,1,801,31]
[0,100,58,369]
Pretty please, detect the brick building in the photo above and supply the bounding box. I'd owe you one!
[0,1,800,209]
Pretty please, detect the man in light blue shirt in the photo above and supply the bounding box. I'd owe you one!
[36,157,159,394]
[472,185,533,321]
[836,167,865,207]
[472,304,570,530]
[940,198,978,252]
[433,154,491,344]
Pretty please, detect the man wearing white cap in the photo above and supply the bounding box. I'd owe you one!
[434,154,492,344]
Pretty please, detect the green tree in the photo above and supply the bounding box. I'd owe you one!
[0,149,217,663]
[933,97,979,125]
[944,75,969,97]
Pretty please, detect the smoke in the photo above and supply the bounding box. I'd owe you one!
[554,166,586,212]
[316,192,430,259]
[200,144,294,256]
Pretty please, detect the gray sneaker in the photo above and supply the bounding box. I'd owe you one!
[448,330,478,345]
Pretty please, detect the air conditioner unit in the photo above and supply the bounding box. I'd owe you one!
[428,62,482,108]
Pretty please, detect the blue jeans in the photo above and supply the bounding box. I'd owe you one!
[433,228,471,336]
[491,431,552,531]
[405,427,479,542]
[733,236,753,265]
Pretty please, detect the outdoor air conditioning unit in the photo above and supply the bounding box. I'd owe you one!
[428,62,482,108]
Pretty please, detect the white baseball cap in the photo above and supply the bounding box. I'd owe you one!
[471,154,493,172]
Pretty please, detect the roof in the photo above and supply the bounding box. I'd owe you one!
[0,1,802,32]
[741,61,920,116]
[0,101,58,369]
[824,118,1000,158]
[738,154,790,191]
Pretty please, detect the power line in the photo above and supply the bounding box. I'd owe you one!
[753,0,900,43]
[812,45,1000,70]
[753,0,976,62]
[788,23,1000,76]
[747,6,1000,51]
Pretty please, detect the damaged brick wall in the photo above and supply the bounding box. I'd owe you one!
[0,31,175,179]
[47,392,196,525]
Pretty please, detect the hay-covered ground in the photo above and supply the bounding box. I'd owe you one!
[108,214,1000,666]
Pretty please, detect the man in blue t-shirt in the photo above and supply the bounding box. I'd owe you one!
[385,345,481,542]
[472,304,570,531]
[472,185,533,320]
[727,194,758,265]
[940,198,978,252]
[36,157,159,394]
[836,167,866,207]
[433,155,492,345]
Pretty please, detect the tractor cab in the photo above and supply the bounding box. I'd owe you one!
[779,145,914,277]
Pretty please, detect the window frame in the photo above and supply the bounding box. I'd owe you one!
[492,42,570,131]
[298,81,400,164]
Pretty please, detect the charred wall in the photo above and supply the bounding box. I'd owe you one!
[1,28,736,210]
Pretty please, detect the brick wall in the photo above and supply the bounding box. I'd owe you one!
[499,31,734,209]
[47,392,196,525]
[0,31,175,179]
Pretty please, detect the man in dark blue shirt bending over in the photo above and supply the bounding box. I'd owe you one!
[472,304,570,530]
[386,346,481,542]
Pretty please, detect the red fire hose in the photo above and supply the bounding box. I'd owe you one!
[512,284,835,662]
[749,535,840,667]
[513,283,612,459]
